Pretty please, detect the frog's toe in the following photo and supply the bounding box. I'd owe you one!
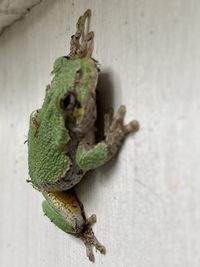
[116,105,126,121]
[86,214,97,226]
[96,243,106,254]
[124,119,140,134]
[81,221,106,262]
[85,243,95,262]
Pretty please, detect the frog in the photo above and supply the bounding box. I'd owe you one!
[27,9,139,262]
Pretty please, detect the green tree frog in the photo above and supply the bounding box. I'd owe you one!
[27,9,139,262]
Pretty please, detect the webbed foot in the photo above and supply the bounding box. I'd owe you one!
[80,214,106,262]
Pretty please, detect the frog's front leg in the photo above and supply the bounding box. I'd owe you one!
[104,105,139,158]
[76,105,139,171]
[42,190,105,262]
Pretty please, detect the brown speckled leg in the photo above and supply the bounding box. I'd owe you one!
[68,9,94,58]
[80,214,106,262]
[104,105,139,159]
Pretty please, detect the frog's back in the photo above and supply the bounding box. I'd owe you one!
[28,57,98,190]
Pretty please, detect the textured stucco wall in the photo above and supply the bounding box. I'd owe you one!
[0,1,200,266]
[0,0,42,34]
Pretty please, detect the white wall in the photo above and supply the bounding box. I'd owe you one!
[0,1,200,266]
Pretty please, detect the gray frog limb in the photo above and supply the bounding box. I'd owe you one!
[80,214,106,262]
[68,9,94,59]
[76,105,139,172]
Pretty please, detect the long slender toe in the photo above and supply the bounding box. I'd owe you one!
[124,120,140,133]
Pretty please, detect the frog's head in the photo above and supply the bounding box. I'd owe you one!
[49,8,98,135]
[52,56,99,135]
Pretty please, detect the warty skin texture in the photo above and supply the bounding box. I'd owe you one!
[28,57,100,191]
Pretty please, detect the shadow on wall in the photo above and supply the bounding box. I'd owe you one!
[96,72,114,141]
[75,70,122,199]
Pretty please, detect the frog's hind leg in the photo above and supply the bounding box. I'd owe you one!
[42,190,105,262]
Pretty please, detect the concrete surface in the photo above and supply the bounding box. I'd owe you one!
[0,0,200,267]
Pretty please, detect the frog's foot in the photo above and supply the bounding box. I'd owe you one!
[68,9,94,58]
[80,214,106,262]
[104,105,139,158]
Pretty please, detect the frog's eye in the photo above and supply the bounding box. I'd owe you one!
[60,92,76,110]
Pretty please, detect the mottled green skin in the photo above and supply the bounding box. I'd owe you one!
[27,52,138,263]
[28,57,101,190]
[28,55,111,246]
[76,143,108,172]
[42,200,76,233]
